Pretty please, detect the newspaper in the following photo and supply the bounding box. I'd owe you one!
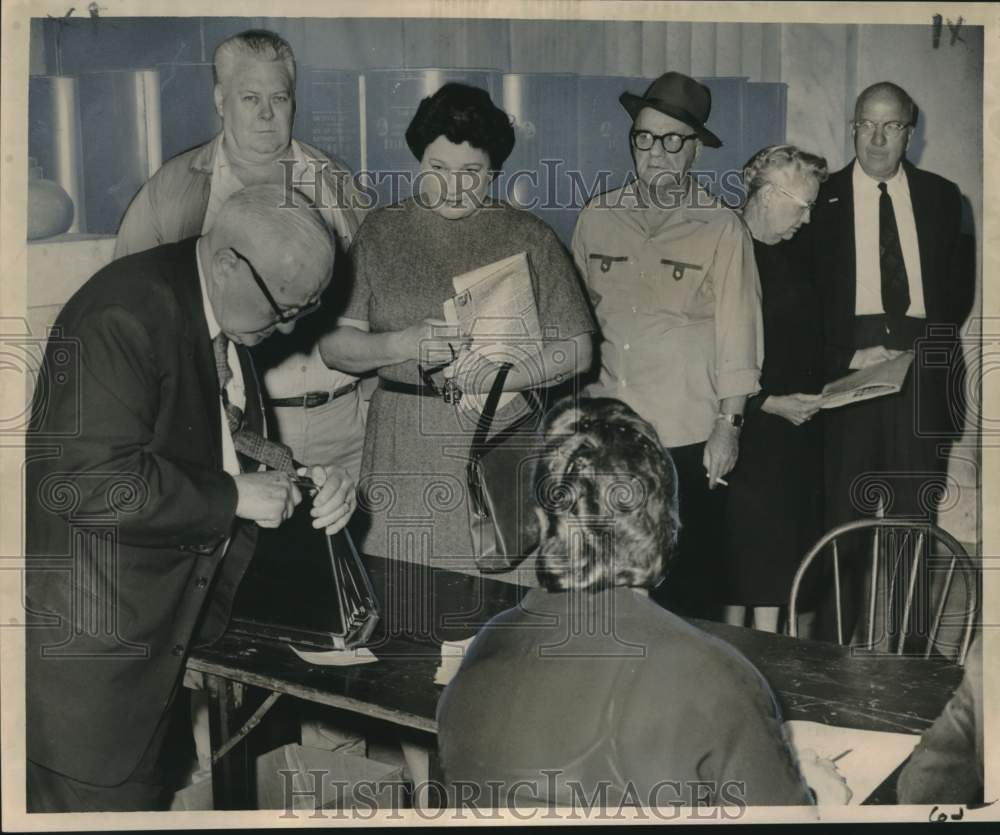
[820,352,914,410]
[442,252,543,411]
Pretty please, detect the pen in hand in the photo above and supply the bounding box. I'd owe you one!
[830,749,852,763]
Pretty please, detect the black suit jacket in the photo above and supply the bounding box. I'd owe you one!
[810,159,963,380]
[25,238,260,785]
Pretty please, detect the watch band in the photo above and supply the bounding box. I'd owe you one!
[716,413,744,428]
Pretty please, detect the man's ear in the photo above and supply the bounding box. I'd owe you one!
[213,84,225,119]
[693,140,703,163]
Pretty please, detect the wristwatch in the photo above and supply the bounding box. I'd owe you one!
[716,413,744,429]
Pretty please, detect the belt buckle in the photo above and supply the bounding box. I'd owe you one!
[304,391,328,408]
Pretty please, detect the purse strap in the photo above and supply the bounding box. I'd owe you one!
[470,362,514,462]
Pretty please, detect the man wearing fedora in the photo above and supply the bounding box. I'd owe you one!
[572,71,762,620]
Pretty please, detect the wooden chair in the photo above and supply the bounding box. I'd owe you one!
[788,519,978,665]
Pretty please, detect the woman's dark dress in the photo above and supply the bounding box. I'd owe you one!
[723,234,824,607]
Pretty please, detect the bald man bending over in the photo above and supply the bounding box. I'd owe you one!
[25,185,356,811]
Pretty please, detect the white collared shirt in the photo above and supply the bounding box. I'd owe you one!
[852,161,926,317]
[196,239,245,477]
[201,134,358,399]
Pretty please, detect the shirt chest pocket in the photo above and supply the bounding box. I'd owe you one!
[655,257,712,315]
[588,253,629,275]
[659,257,704,282]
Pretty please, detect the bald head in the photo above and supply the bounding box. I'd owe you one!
[854,82,918,125]
[203,184,335,345]
[852,81,916,181]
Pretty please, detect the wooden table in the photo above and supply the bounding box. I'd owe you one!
[188,553,963,810]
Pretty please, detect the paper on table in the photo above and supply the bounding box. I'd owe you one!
[290,645,378,667]
[434,636,476,686]
[784,720,921,805]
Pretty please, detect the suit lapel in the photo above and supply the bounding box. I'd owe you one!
[903,161,937,313]
[176,238,224,470]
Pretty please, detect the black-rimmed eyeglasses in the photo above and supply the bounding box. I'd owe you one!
[230,247,320,324]
[630,129,699,153]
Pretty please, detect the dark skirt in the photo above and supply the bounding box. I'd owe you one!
[722,409,823,608]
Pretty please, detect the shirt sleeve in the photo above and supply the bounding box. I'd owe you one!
[528,221,596,342]
[570,206,603,309]
[341,225,374,325]
[114,181,164,259]
[712,216,763,400]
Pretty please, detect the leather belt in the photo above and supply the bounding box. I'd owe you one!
[378,379,440,397]
[267,381,359,409]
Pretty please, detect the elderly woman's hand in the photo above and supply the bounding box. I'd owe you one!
[761,393,822,426]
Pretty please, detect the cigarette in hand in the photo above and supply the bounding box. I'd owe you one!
[707,474,730,487]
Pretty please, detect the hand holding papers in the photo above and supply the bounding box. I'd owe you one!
[441,252,543,411]
[820,351,914,409]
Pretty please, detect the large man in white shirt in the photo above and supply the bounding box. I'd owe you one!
[811,82,966,639]
[115,29,368,480]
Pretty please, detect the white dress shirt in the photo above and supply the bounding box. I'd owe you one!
[852,161,926,318]
[196,240,244,477]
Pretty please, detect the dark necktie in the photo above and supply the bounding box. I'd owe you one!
[213,333,295,474]
[878,181,911,320]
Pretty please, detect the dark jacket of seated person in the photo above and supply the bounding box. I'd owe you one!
[436,397,816,809]
[897,634,983,805]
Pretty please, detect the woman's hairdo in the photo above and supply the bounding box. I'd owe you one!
[532,397,680,593]
[405,82,516,170]
[742,144,829,197]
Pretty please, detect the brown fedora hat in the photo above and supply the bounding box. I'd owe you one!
[620,72,722,148]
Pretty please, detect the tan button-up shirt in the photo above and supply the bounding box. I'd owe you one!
[572,180,763,447]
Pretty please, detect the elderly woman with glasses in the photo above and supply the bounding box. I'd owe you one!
[436,396,849,809]
[720,145,830,634]
[320,82,594,573]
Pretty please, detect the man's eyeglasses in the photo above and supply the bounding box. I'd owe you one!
[230,247,321,324]
[852,120,911,138]
[770,182,815,212]
[630,129,699,154]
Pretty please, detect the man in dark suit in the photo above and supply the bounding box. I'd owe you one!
[25,184,356,811]
[811,82,965,640]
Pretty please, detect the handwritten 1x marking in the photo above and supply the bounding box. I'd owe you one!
[932,14,966,48]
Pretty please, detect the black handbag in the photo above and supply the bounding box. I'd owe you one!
[229,503,380,651]
[466,363,544,572]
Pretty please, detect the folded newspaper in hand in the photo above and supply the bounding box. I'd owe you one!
[820,352,914,410]
[442,252,543,412]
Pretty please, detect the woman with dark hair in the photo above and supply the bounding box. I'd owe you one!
[320,83,594,571]
[436,396,849,809]
[721,145,830,634]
